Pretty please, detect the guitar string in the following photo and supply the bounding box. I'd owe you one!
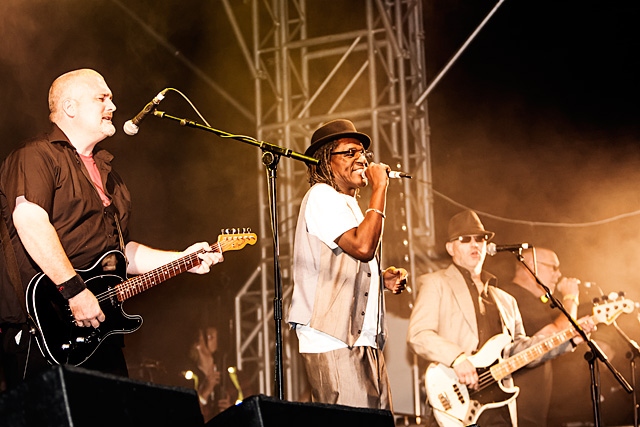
[474,340,560,391]
[472,328,578,392]
[94,241,226,303]
[101,239,240,301]
[92,239,238,303]
[473,308,627,393]
[440,311,617,401]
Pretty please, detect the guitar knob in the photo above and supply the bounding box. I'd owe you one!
[62,344,71,350]
[75,336,86,343]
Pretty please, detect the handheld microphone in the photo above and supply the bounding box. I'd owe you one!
[486,242,531,256]
[388,170,412,179]
[123,89,168,136]
[361,168,412,179]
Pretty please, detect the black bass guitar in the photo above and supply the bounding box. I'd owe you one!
[26,230,257,366]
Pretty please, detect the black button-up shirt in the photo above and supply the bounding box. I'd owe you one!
[0,125,132,323]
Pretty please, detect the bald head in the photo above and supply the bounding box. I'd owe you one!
[513,247,562,295]
[45,68,116,153]
[518,248,558,272]
[48,69,105,123]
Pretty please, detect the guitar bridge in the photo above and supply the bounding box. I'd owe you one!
[438,393,452,411]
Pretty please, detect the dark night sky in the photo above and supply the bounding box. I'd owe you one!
[1,0,639,403]
[422,0,640,289]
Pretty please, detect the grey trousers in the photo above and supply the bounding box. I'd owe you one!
[301,346,392,412]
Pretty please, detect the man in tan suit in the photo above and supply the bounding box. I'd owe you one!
[407,210,593,426]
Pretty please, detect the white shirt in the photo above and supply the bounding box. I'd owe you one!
[294,184,381,353]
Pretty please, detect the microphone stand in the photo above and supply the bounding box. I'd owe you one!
[153,111,318,400]
[513,250,633,427]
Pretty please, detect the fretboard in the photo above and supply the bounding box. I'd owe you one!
[490,322,579,381]
[114,245,214,302]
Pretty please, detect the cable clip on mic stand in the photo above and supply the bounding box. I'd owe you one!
[153,110,318,401]
[512,247,633,427]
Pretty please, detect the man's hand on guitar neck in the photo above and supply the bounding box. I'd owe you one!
[69,289,105,328]
[182,241,224,275]
[452,354,479,390]
[125,241,224,275]
[566,314,597,346]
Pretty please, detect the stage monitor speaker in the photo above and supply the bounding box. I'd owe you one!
[0,365,204,427]
[206,394,395,427]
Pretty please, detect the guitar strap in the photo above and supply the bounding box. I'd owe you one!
[490,286,514,341]
[0,213,28,318]
[105,203,126,254]
[113,209,125,253]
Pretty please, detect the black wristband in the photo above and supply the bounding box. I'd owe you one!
[56,274,86,299]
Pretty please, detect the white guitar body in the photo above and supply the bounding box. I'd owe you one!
[425,333,518,427]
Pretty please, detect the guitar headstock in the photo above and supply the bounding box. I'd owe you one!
[591,293,635,326]
[218,228,258,252]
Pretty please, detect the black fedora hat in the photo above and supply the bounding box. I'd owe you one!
[305,119,371,157]
[447,210,495,241]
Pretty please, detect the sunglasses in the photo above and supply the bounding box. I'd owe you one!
[453,234,489,243]
[330,148,374,160]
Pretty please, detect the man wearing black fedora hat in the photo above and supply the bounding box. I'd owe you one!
[287,119,408,411]
[407,210,594,426]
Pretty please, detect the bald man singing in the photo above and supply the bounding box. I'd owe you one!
[499,247,580,426]
[0,69,223,389]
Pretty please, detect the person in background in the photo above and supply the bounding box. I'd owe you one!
[499,247,580,427]
[186,324,234,422]
[548,282,640,426]
[407,210,594,426]
[0,69,223,389]
[287,119,407,411]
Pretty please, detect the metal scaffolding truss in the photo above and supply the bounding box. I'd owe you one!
[222,0,436,402]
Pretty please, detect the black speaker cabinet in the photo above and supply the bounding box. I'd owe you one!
[0,365,204,427]
[206,394,395,427]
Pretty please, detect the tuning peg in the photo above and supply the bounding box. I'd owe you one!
[592,297,602,305]
[619,291,626,298]
[608,292,619,301]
